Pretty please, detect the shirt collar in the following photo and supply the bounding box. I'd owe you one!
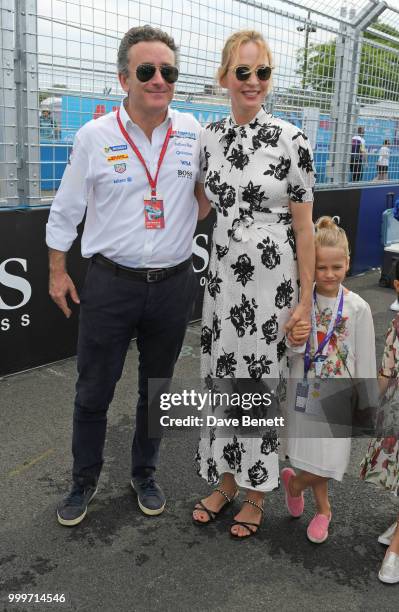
[119,97,173,131]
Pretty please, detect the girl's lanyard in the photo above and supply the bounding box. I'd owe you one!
[304,285,344,379]
[116,108,172,229]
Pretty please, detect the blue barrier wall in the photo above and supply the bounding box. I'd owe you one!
[40,142,71,191]
[352,185,399,275]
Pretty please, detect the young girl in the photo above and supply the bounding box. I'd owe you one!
[360,262,399,584]
[282,216,377,544]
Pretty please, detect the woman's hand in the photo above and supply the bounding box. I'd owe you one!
[290,320,311,344]
[285,301,312,346]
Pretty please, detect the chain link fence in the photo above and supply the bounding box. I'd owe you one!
[2,0,399,207]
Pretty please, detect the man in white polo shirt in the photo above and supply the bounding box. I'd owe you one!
[46,25,210,526]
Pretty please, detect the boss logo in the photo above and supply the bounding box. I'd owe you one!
[177,169,193,179]
[192,233,209,275]
[0,258,31,331]
[0,258,31,310]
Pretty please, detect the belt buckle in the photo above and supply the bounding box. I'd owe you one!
[146,269,163,283]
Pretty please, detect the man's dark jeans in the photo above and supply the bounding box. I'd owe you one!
[72,259,197,488]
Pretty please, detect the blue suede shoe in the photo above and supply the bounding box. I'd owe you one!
[57,484,97,526]
[131,477,165,516]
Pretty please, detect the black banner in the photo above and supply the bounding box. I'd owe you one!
[0,192,360,377]
[0,209,87,376]
[313,188,361,274]
[0,208,215,376]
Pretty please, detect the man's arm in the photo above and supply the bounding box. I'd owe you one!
[49,248,80,318]
[46,129,91,317]
[195,182,211,220]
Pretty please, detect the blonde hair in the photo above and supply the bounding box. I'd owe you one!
[314,216,350,260]
[218,30,273,85]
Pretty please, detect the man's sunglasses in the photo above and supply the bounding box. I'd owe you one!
[232,65,273,81]
[136,63,179,84]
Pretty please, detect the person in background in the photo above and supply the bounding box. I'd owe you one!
[376,139,390,181]
[40,108,59,140]
[360,260,399,584]
[350,126,367,182]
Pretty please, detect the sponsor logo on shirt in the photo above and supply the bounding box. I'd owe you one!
[113,176,133,184]
[107,154,129,162]
[180,160,191,166]
[114,163,126,173]
[104,144,128,153]
[176,151,193,157]
[171,130,197,140]
[177,169,193,179]
[173,141,193,148]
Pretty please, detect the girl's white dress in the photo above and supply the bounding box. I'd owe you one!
[286,289,376,481]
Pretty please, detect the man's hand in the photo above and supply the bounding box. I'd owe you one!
[48,248,80,318]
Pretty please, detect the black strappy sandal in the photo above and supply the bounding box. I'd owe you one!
[192,487,238,526]
[230,498,264,539]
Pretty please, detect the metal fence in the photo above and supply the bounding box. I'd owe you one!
[2,0,399,207]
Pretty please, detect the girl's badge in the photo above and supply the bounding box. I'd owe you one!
[295,380,309,412]
[144,192,165,229]
[314,354,327,377]
[305,380,323,416]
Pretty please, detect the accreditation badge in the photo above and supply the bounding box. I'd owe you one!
[314,354,327,377]
[304,380,323,416]
[295,379,323,416]
[144,193,165,230]
[295,380,309,412]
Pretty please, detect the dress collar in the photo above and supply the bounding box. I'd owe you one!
[218,105,271,141]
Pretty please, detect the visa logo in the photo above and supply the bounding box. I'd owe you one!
[181,160,191,166]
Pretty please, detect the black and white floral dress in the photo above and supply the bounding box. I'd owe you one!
[196,107,316,492]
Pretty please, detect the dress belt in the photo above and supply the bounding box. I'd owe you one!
[92,253,192,283]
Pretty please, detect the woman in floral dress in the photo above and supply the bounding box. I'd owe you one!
[361,309,399,583]
[192,30,315,538]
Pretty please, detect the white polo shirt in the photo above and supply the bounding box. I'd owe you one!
[46,99,201,267]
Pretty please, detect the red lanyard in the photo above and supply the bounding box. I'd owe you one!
[116,108,172,197]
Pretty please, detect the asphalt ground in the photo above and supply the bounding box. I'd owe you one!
[1,270,399,612]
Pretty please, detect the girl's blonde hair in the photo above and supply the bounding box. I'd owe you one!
[314,216,350,260]
[217,30,273,86]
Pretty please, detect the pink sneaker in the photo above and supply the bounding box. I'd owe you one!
[281,467,304,518]
[307,512,332,544]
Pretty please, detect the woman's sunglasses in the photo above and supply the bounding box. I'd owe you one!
[136,63,179,84]
[232,65,273,82]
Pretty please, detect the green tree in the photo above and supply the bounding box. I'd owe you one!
[296,20,399,102]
